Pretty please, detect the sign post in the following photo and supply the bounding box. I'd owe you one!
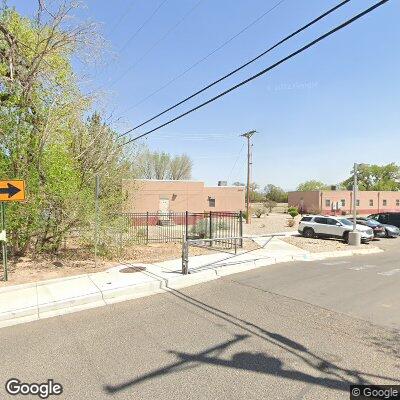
[1,203,7,281]
[0,180,26,281]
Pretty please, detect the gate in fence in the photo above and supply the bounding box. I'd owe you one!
[120,211,243,245]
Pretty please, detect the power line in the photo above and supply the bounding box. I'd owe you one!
[120,0,389,147]
[118,0,169,53]
[109,1,138,34]
[120,0,286,115]
[227,143,245,183]
[118,0,350,138]
[94,1,168,91]
[108,0,204,89]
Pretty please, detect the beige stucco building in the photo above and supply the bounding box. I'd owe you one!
[122,179,245,213]
[289,190,400,216]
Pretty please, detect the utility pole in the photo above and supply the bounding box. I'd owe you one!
[352,162,358,232]
[240,130,257,224]
[348,162,366,246]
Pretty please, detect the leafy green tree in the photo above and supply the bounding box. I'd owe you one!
[248,183,264,203]
[0,4,132,255]
[264,184,288,202]
[296,180,329,191]
[341,163,400,191]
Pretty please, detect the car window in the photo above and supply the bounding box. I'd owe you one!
[338,218,353,226]
[379,214,389,223]
[314,217,328,224]
[389,214,400,224]
[368,219,380,226]
[327,218,338,225]
[300,217,312,222]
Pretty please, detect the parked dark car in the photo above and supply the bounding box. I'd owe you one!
[367,213,400,237]
[356,218,385,238]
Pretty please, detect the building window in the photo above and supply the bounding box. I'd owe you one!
[356,199,360,206]
[383,199,387,206]
[369,199,374,207]
[340,199,345,207]
[396,200,400,207]
[325,199,331,207]
[208,197,216,207]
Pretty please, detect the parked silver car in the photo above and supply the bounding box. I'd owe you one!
[298,215,374,243]
[365,216,400,237]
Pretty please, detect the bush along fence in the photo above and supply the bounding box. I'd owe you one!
[119,211,243,247]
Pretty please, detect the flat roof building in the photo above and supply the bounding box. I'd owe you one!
[122,179,245,213]
[288,190,400,216]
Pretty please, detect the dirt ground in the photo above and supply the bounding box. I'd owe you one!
[0,239,260,287]
[0,243,210,287]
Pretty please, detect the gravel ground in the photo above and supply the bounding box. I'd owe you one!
[243,213,397,253]
[282,235,376,252]
[243,213,301,236]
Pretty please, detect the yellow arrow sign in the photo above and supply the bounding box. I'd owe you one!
[0,180,26,202]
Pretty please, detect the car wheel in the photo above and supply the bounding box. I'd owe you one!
[303,228,314,238]
[343,231,349,244]
[385,229,391,238]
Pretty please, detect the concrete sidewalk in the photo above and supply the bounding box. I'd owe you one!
[0,236,382,329]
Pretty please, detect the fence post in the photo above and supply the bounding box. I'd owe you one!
[146,212,149,244]
[209,211,212,246]
[239,211,243,248]
[185,211,189,241]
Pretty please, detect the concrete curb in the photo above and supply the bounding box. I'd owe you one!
[0,246,384,328]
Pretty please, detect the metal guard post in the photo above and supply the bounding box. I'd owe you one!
[182,240,189,274]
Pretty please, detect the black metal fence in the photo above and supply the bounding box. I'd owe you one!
[119,211,243,246]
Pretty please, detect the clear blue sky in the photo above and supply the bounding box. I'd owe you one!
[11,0,400,190]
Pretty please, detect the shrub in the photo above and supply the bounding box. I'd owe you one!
[240,211,248,221]
[288,207,299,219]
[264,199,277,214]
[287,219,295,227]
[254,207,264,218]
[215,220,228,230]
[190,220,209,238]
[190,219,228,238]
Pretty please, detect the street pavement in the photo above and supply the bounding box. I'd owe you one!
[0,245,399,399]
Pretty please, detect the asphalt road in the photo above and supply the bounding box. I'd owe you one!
[0,246,399,400]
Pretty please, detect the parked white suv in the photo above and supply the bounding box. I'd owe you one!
[298,215,374,243]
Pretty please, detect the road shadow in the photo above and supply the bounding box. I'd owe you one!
[103,288,399,395]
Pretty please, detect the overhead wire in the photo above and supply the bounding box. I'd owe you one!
[118,0,169,52]
[120,0,287,115]
[118,0,351,138]
[108,0,205,89]
[227,143,245,183]
[120,0,389,147]
[109,1,138,34]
